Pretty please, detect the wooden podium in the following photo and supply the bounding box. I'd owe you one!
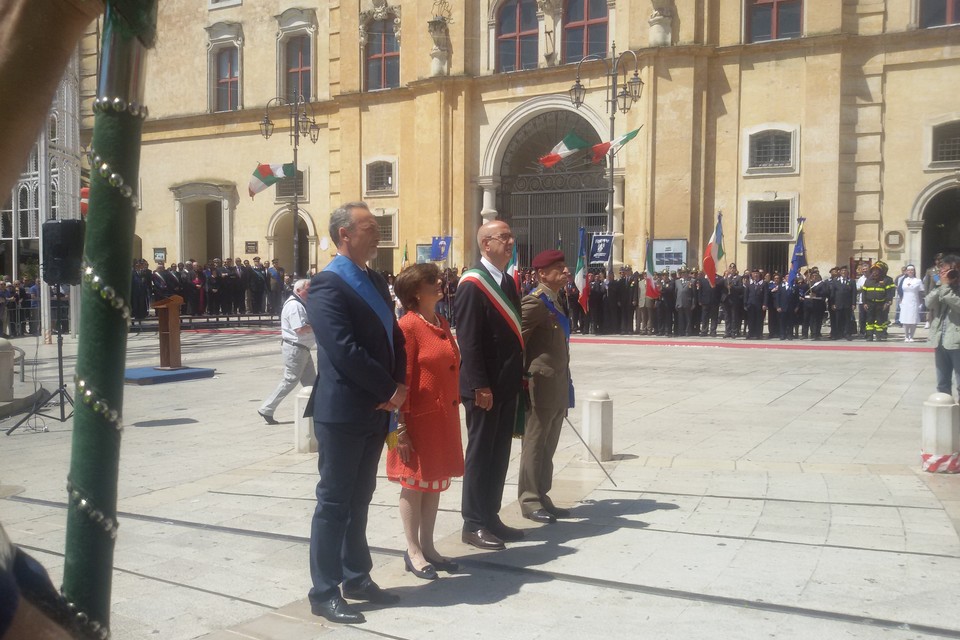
[151,295,183,369]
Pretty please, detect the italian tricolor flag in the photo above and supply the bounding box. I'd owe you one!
[506,242,521,292]
[539,132,590,168]
[575,227,589,313]
[248,163,295,198]
[702,213,725,286]
[644,238,660,299]
[591,127,642,164]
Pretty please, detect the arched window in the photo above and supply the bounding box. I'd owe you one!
[285,35,311,101]
[746,0,802,43]
[48,114,58,144]
[366,18,400,91]
[920,0,960,27]
[563,0,608,64]
[497,0,538,72]
[216,47,240,111]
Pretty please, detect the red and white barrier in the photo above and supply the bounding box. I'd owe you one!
[921,452,960,474]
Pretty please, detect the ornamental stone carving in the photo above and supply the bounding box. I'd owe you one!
[359,0,401,47]
[649,1,673,47]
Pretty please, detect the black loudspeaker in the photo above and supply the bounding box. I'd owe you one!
[42,219,85,285]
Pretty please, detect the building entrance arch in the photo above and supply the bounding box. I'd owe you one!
[908,176,960,271]
[267,206,317,276]
[171,182,237,264]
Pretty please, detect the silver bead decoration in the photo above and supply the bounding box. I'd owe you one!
[128,102,140,117]
[66,478,120,540]
[108,173,124,188]
[59,593,112,640]
[119,184,133,198]
[98,163,110,178]
[111,97,126,112]
[92,95,148,121]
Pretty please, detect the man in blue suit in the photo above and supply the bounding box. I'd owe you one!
[305,202,407,624]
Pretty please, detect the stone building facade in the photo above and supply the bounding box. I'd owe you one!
[80,0,960,276]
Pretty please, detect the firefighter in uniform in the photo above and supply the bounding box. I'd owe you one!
[861,260,896,341]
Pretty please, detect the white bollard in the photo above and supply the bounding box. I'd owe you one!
[0,338,14,402]
[921,392,960,473]
[581,390,613,462]
[294,386,318,453]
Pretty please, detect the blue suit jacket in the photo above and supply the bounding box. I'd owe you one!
[305,267,406,428]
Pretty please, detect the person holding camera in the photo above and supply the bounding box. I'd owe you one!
[925,255,960,397]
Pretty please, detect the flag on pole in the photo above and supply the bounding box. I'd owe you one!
[248,163,295,198]
[575,227,590,314]
[644,238,661,299]
[506,242,520,293]
[590,127,642,164]
[539,131,591,168]
[787,218,807,288]
[701,212,725,286]
[400,242,409,271]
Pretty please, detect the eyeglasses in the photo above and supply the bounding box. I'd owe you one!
[484,233,514,243]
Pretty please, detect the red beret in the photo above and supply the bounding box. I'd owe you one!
[531,249,566,270]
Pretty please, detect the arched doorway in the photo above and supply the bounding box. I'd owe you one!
[498,110,606,267]
[267,207,316,277]
[922,186,960,271]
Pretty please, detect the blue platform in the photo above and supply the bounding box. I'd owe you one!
[124,366,216,386]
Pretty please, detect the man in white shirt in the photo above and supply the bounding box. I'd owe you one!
[258,278,315,423]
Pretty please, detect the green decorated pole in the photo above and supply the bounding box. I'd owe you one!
[60,2,156,638]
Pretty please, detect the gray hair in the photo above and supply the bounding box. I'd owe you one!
[293,278,310,294]
[329,201,369,245]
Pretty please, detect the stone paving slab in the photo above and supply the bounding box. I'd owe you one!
[1,332,959,639]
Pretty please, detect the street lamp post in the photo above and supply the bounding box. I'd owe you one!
[569,42,643,277]
[259,94,319,279]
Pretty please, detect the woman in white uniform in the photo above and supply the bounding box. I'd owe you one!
[899,265,924,342]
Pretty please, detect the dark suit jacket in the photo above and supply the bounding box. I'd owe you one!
[827,278,856,308]
[745,280,768,307]
[454,263,524,399]
[306,267,406,427]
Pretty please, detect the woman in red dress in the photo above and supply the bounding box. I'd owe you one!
[387,263,464,580]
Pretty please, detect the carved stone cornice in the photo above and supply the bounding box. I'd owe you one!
[359,1,402,46]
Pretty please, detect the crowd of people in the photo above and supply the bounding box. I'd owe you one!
[129,256,293,320]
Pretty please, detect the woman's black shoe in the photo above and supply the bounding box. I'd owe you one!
[404,551,438,580]
[424,555,459,573]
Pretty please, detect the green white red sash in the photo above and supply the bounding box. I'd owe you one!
[460,268,523,348]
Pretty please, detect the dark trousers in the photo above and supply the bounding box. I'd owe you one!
[461,393,518,532]
[308,417,386,603]
[700,303,719,336]
[677,307,692,336]
[746,304,763,338]
[865,302,889,337]
[803,302,825,338]
[834,307,855,338]
[251,289,265,314]
[724,302,742,336]
[935,345,960,395]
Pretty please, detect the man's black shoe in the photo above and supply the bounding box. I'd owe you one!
[461,528,505,550]
[523,509,556,524]
[489,521,525,542]
[258,410,278,425]
[545,505,571,518]
[310,595,365,624]
[342,578,399,604]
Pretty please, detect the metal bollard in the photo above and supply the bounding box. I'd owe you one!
[0,338,14,402]
[581,390,613,462]
[921,392,960,473]
[294,385,318,453]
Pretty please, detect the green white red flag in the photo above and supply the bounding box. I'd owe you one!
[539,132,590,168]
[506,242,520,292]
[575,227,589,313]
[702,212,725,286]
[591,127,642,164]
[644,238,660,299]
[248,163,294,198]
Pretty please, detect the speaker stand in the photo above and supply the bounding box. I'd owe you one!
[6,290,74,435]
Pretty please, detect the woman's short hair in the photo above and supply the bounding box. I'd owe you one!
[394,263,440,311]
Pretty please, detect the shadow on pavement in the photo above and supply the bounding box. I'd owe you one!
[358,498,678,612]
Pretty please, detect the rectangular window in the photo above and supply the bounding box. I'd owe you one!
[367,162,394,193]
[215,47,239,112]
[563,0,608,64]
[374,212,396,246]
[285,36,311,102]
[365,19,400,90]
[934,122,960,162]
[750,132,792,168]
[747,0,802,43]
[921,0,960,27]
[747,201,791,236]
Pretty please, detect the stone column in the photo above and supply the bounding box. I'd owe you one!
[221,195,233,259]
[478,176,500,222]
[613,169,625,267]
[906,219,923,267]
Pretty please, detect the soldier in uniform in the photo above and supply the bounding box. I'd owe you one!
[518,250,574,524]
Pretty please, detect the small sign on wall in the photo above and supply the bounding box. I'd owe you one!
[245,241,258,254]
[153,247,166,263]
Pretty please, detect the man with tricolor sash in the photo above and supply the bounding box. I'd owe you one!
[455,220,526,551]
[518,250,574,524]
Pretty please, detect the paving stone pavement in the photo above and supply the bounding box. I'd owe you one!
[1,329,959,640]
